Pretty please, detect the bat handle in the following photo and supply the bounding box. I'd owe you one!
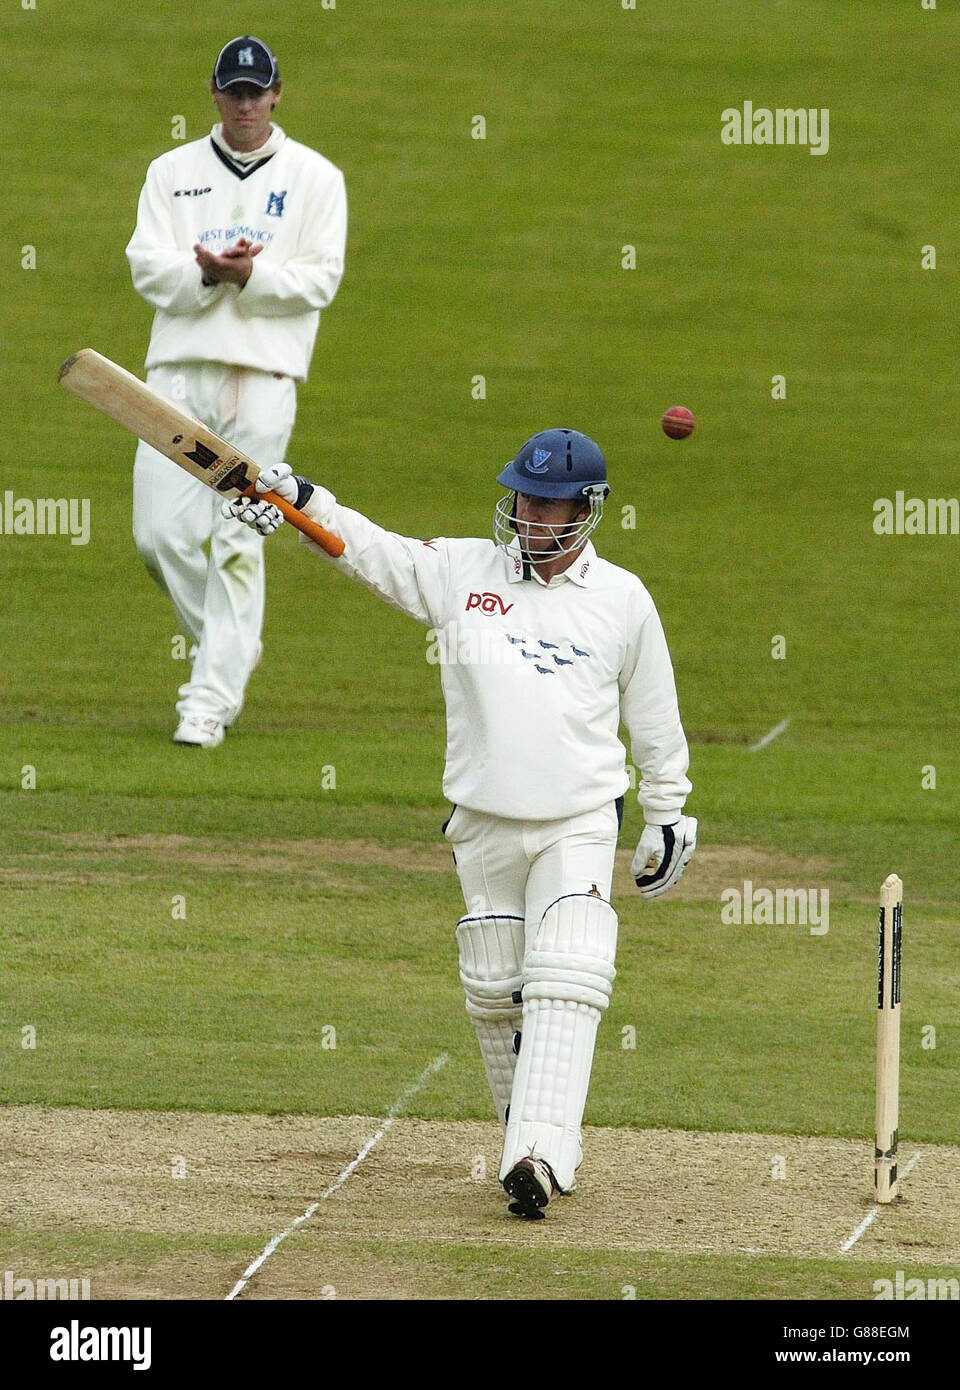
[245,486,345,558]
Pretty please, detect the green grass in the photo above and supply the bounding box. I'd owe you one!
[1,0,958,1300]
[1,853,956,1141]
[0,1228,945,1302]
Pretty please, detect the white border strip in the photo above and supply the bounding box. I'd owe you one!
[840,1152,921,1253]
[225,1052,449,1300]
[749,717,791,752]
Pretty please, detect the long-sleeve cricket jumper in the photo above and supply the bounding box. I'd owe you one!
[126,124,347,725]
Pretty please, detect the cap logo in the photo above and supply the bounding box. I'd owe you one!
[527,447,551,473]
[238,47,255,66]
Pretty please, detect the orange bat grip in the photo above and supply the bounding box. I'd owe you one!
[243,485,345,558]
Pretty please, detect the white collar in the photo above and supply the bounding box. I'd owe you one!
[503,539,597,587]
[210,123,286,165]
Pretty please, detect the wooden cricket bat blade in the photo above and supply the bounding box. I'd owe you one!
[57,348,344,558]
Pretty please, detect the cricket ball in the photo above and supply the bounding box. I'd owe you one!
[661,405,696,439]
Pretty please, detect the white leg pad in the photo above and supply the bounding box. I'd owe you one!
[456,914,525,1126]
[499,894,618,1192]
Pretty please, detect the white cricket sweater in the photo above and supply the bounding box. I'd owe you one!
[125,125,346,381]
[299,489,693,823]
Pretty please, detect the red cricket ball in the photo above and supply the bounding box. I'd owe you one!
[661,405,696,439]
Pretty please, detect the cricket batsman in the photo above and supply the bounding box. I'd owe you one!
[227,429,696,1218]
[126,36,347,747]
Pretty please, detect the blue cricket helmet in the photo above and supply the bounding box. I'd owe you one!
[493,428,610,558]
[496,428,609,500]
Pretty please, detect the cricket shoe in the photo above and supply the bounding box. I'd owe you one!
[173,715,225,749]
[503,1156,559,1220]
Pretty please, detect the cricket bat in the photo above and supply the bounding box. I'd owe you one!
[57,348,345,558]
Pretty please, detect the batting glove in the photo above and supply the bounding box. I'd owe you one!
[256,462,316,510]
[632,815,698,900]
[221,496,284,535]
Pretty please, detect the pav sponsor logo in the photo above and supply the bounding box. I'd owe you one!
[465,591,514,615]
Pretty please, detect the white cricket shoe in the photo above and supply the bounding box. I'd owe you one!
[503,1156,559,1220]
[173,715,225,749]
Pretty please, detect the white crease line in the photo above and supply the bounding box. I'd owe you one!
[840,1209,878,1254]
[225,1052,449,1301]
[840,1152,921,1253]
[749,717,791,752]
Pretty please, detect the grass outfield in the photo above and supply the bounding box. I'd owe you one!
[2,0,959,1302]
[1,834,957,1142]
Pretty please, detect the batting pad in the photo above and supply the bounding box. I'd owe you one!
[456,913,526,1126]
[499,894,618,1192]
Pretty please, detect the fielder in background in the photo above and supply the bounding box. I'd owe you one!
[228,431,696,1218]
[126,36,347,747]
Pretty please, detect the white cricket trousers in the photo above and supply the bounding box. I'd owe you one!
[445,803,620,946]
[447,802,621,1175]
[132,362,296,724]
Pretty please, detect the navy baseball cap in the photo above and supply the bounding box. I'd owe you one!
[213,37,280,90]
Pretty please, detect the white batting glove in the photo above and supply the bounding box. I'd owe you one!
[255,462,299,503]
[221,496,284,535]
[632,815,698,900]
